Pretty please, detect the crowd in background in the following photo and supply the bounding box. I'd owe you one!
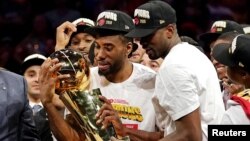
[0,0,250,73]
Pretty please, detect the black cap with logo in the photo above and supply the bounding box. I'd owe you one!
[126,0,177,38]
[93,10,138,55]
[70,18,96,38]
[212,34,250,72]
[94,10,134,34]
[199,20,244,44]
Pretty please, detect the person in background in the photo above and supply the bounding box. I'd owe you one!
[198,20,245,108]
[0,68,40,140]
[209,31,244,108]
[180,36,204,53]
[129,38,145,63]
[141,53,163,72]
[126,1,225,140]
[198,20,244,59]
[212,34,250,124]
[21,53,65,141]
[55,18,96,67]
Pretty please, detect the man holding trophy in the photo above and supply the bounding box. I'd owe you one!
[39,10,162,141]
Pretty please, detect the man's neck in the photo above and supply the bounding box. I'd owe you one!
[28,94,41,104]
[105,61,133,83]
[162,35,182,59]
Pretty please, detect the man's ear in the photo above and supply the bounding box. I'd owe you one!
[126,42,133,57]
[165,24,175,38]
[237,69,249,81]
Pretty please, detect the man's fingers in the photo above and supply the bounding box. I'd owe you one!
[99,95,111,103]
[40,58,56,81]
[96,102,113,118]
[57,21,77,33]
[101,115,118,129]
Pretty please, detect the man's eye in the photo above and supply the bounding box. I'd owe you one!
[105,46,112,51]
[85,39,93,43]
[28,73,35,77]
[71,41,80,45]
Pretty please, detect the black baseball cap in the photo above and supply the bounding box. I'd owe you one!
[21,54,47,74]
[93,10,138,55]
[126,0,177,38]
[94,10,134,34]
[199,20,244,45]
[212,34,250,72]
[70,18,96,38]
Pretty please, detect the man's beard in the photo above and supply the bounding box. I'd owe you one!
[98,61,122,76]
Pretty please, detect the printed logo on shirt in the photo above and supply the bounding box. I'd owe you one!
[111,102,143,122]
[123,124,138,130]
[109,99,129,105]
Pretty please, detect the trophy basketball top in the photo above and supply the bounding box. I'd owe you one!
[49,49,91,93]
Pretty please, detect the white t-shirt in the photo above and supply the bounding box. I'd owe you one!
[152,42,225,140]
[90,63,157,132]
[221,100,250,124]
[221,89,250,124]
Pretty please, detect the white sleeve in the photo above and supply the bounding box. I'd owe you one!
[220,111,234,124]
[155,64,200,120]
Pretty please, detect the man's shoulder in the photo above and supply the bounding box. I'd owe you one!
[0,70,25,95]
[131,63,156,84]
[0,69,23,81]
[133,63,156,74]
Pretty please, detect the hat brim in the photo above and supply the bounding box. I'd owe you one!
[212,43,236,67]
[21,59,45,74]
[92,26,128,35]
[72,25,97,37]
[198,32,221,44]
[125,28,156,38]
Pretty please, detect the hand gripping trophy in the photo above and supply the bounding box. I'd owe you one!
[50,49,116,141]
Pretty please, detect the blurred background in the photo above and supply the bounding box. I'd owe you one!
[0,0,249,73]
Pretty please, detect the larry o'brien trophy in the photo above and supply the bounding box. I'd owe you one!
[49,49,116,141]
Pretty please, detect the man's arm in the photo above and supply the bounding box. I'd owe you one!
[39,58,85,141]
[159,108,202,141]
[155,64,203,141]
[43,102,85,141]
[123,128,163,141]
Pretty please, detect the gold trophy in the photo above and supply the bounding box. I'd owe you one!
[50,49,116,141]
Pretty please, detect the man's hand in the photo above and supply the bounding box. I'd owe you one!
[222,78,244,95]
[96,95,127,138]
[38,58,69,105]
[55,21,77,51]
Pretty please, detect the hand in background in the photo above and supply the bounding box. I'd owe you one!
[222,78,244,95]
[55,21,77,51]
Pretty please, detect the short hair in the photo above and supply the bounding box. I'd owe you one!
[180,36,204,53]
